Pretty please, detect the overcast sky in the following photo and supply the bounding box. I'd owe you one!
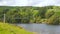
[0,0,60,7]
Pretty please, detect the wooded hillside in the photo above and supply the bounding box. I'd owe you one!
[0,6,60,25]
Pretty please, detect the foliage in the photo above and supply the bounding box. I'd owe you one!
[46,14,60,25]
[0,6,60,25]
[45,9,55,18]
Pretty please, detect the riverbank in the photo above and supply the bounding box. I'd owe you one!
[0,22,35,34]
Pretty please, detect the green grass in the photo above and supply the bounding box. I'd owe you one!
[0,22,34,34]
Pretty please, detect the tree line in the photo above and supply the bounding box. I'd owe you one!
[0,6,60,25]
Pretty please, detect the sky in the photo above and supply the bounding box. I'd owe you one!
[0,0,60,7]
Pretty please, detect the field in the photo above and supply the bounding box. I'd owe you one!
[0,22,34,34]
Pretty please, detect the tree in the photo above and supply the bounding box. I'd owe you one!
[46,14,60,25]
[45,9,55,18]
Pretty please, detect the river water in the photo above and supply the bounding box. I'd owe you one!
[16,24,60,34]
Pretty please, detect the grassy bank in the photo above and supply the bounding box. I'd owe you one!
[0,22,34,34]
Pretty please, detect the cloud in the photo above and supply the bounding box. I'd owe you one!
[0,0,15,6]
[0,1,7,5]
[0,0,60,6]
[33,0,56,7]
[54,0,60,6]
[0,0,28,6]
[27,0,43,6]
[13,0,28,6]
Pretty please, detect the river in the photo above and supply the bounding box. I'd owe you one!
[16,24,60,34]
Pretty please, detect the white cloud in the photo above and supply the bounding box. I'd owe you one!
[33,0,56,7]
[27,0,43,6]
[10,0,28,6]
[0,0,60,6]
[0,1,7,5]
[54,0,60,6]
[0,0,15,6]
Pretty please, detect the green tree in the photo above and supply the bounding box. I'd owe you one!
[46,14,60,25]
[45,9,55,18]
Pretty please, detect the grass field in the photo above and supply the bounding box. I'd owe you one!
[0,22,34,34]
